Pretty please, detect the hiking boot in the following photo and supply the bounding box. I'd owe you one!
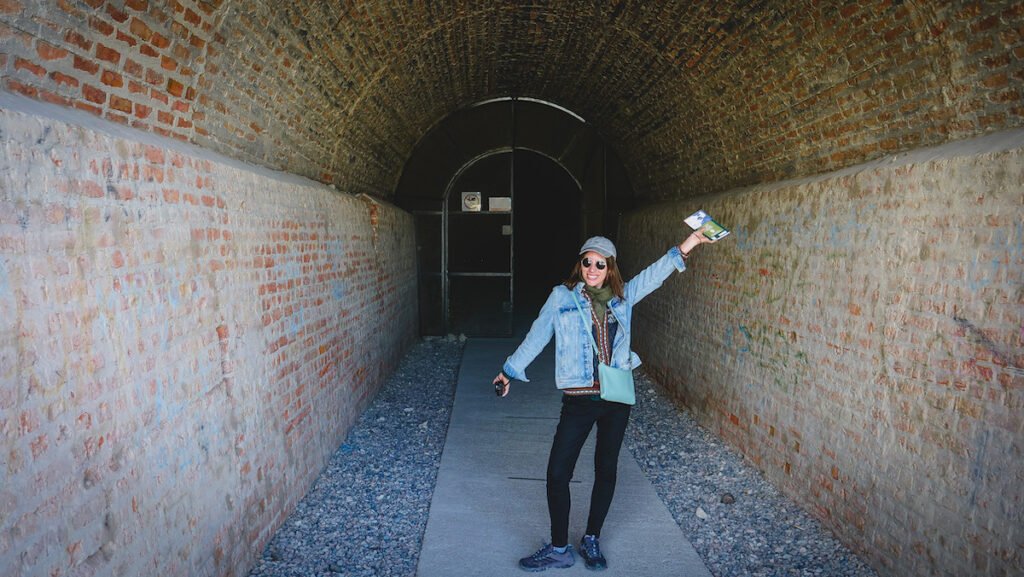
[579,535,607,570]
[518,543,575,572]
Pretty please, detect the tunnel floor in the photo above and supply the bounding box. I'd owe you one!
[246,338,878,577]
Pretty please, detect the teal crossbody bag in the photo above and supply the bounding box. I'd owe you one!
[571,292,636,405]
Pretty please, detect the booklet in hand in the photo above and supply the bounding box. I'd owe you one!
[684,209,730,241]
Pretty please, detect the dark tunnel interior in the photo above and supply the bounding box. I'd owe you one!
[397,99,632,338]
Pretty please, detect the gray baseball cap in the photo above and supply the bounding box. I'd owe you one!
[578,236,617,259]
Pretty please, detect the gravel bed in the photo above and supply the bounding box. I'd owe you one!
[625,371,879,577]
[247,336,465,577]
[247,338,877,577]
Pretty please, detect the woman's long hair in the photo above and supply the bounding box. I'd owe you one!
[562,255,625,299]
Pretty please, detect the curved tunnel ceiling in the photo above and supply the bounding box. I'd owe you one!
[5,2,1017,203]
[392,98,635,210]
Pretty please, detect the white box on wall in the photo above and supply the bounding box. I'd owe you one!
[489,197,511,212]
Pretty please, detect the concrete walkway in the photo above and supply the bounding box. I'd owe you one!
[417,338,712,577]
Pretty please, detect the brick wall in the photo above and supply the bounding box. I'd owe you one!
[619,132,1023,577]
[2,1,1021,202]
[0,98,417,577]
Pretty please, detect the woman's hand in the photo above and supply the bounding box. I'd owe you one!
[679,230,714,256]
[493,372,510,397]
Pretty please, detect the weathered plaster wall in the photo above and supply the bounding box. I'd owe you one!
[620,131,1023,577]
[0,98,418,577]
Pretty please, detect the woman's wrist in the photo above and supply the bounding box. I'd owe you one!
[679,232,701,256]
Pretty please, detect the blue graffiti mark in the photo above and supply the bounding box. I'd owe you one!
[166,265,180,310]
[964,253,1001,292]
[722,325,734,366]
[289,303,306,339]
[332,280,346,301]
[721,324,756,367]
[738,325,752,353]
[968,429,990,507]
[152,376,167,426]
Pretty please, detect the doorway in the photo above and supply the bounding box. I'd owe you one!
[511,151,581,335]
[394,97,634,337]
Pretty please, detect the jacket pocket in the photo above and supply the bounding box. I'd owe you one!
[556,308,584,381]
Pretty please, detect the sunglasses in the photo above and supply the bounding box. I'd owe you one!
[581,257,607,270]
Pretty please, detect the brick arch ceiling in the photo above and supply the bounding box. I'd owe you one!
[6,1,1017,202]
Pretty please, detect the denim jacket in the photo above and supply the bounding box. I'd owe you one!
[503,247,686,389]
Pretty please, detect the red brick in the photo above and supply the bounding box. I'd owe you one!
[134,103,151,119]
[89,16,114,36]
[170,20,187,41]
[129,17,153,42]
[972,14,1000,33]
[144,145,165,164]
[74,100,102,116]
[161,55,177,71]
[39,88,71,107]
[64,29,92,50]
[184,8,201,26]
[30,435,48,459]
[101,69,123,87]
[139,44,158,58]
[110,95,132,113]
[106,4,128,23]
[150,88,168,105]
[82,84,105,104]
[73,55,100,74]
[95,43,120,64]
[36,42,68,61]
[167,77,184,97]
[162,188,179,203]
[116,30,137,47]
[14,56,45,77]
[126,0,147,10]
[80,180,103,198]
[145,67,163,86]
[119,58,141,78]
[982,73,1008,89]
[0,0,21,15]
[150,32,170,49]
[50,71,79,88]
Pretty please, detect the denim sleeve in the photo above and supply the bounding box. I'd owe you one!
[624,246,686,305]
[502,287,561,381]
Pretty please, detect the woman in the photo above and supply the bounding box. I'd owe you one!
[493,231,714,572]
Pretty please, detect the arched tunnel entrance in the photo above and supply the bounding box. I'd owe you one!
[395,98,635,337]
[0,3,1021,577]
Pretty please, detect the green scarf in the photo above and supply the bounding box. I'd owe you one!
[584,284,614,320]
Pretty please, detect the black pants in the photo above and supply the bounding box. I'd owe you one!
[546,395,632,547]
